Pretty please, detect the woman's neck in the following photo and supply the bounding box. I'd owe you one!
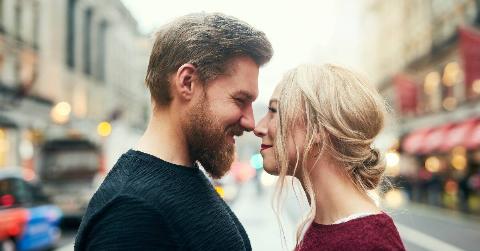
[306,159,380,225]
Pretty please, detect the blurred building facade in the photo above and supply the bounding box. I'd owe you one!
[0,0,150,175]
[363,0,480,214]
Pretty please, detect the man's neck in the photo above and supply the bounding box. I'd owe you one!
[135,109,193,167]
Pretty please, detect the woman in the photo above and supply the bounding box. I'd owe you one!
[254,64,405,250]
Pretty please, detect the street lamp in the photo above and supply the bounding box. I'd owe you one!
[97,121,112,137]
[473,79,480,94]
[425,156,441,173]
[249,153,263,170]
[50,101,71,124]
[0,128,8,167]
[385,150,400,176]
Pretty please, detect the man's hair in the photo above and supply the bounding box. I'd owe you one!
[145,12,273,106]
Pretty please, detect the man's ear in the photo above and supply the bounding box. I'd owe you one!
[173,63,198,101]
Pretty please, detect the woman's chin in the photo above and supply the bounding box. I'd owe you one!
[263,165,280,176]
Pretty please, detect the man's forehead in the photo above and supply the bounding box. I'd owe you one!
[229,60,259,100]
[207,56,259,100]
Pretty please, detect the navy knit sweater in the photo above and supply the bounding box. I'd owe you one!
[74,149,251,251]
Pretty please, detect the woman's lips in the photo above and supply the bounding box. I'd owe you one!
[261,144,273,151]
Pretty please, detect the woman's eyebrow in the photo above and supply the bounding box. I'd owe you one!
[269,99,279,106]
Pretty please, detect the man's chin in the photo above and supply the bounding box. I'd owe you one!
[207,171,228,180]
[200,152,234,179]
[203,163,232,179]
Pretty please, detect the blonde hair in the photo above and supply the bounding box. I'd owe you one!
[272,64,387,247]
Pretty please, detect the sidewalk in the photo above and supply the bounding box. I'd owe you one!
[56,244,73,251]
[231,181,297,251]
[377,199,480,251]
[400,202,480,225]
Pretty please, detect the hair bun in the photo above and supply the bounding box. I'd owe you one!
[352,148,384,190]
[363,148,380,168]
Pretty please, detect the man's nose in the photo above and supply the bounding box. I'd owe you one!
[240,105,255,132]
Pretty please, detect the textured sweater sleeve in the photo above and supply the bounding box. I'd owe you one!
[81,195,178,251]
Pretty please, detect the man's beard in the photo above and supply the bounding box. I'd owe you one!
[183,100,244,179]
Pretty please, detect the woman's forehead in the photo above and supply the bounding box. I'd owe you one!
[270,84,282,101]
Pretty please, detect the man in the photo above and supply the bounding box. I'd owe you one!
[74,12,272,251]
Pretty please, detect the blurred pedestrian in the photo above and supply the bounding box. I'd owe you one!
[254,64,405,250]
[459,172,471,213]
[75,12,272,251]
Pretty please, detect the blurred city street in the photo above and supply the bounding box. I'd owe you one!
[231,181,296,251]
[2,0,480,250]
[390,204,480,251]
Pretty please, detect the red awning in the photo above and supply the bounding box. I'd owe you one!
[439,119,478,152]
[466,120,480,150]
[402,128,432,155]
[419,124,455,154]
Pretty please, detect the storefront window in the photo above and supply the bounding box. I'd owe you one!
[0,128,8,167]
[473,79,480,95]
[423,71,442,112]
[0,0,4,31]
[14,2,22,41]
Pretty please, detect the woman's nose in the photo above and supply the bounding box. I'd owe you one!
[253,117,268,137]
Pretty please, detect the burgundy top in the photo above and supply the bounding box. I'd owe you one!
[296,213,405,251]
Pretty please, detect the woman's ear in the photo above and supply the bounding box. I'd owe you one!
[311,130,326,157]
[314,131,323,145]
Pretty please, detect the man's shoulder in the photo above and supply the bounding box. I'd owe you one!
[74,194,174,251]
[93,150,233,220]
[98,157,207,211]
[105,151,175,192]
[79,154,175,228]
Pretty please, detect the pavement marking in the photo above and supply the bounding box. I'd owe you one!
[396,223,465,251]
[56,243,74,251]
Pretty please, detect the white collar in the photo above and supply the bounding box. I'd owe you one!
[331,212,380,225]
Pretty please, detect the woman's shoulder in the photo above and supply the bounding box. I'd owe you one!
[298,213,405,251]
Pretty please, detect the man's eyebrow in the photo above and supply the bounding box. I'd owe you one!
[233,91,256,102]
[269,99,278,106]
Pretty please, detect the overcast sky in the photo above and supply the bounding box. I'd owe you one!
[121,0,363,104]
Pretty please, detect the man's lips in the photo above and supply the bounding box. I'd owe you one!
[261,144,273,151]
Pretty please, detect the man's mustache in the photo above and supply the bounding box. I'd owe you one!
[227,126,246,137]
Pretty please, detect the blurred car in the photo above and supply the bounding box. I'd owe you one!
[38,138,104,219]
[213,173,241,204]
[0,169,62,251]
[196,162,242,204]
[213,161,257,205]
